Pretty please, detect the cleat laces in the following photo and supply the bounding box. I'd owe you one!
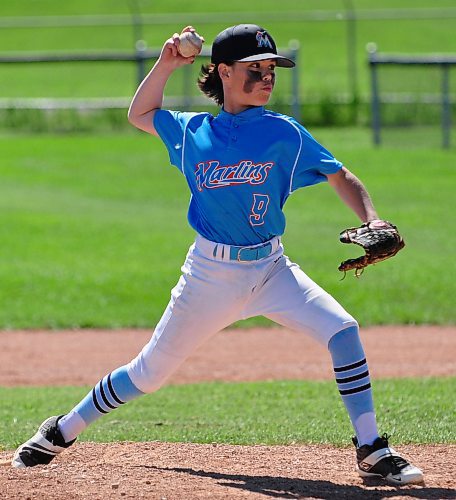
[377,434,410,474]
[388,454,410,474]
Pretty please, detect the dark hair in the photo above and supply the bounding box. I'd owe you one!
[197,62,233,106]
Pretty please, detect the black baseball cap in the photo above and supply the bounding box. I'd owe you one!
[211,24,295,68]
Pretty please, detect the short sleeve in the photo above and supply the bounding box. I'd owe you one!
[288,119,343,192]
[153,110,198,171]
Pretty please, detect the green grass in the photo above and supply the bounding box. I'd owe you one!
[4,0,456,17]
[1,129,455,328]
[0,378,454,451]
[1,1,456,101]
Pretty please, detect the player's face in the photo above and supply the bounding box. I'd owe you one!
[222,59,276,112]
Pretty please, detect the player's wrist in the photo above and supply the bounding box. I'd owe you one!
[365,212,379,223]
[154,56,178,73]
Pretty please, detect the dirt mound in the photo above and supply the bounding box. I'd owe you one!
[1,442,455,499]
[1,326,455,497]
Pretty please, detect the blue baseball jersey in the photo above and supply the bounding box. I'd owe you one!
[154,106,342,246]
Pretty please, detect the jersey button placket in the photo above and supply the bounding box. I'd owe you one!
[230,120,239,146]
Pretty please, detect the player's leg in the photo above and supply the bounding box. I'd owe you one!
[56,273,240,443]
[329,326,422,484]
[328,325,377,445]
[244,254,423,484]
[244,255,358,345]
[11,365,143,468]
[244,256,373,438]
[12,240,247,468]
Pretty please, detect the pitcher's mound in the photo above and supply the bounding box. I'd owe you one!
[1,442,455,499]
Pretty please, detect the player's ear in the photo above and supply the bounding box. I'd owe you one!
[218,63,231,80]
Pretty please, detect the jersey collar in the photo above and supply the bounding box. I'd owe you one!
[216,106,265,123]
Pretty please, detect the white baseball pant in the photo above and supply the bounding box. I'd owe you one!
[128,235,357,393]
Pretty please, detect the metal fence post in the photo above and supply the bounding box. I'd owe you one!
[289,40,301,122]
[343,0,358,101]
[182,64,193,111]
[368,44,381,146]
[441,64,451,149]
[135,40,147,86]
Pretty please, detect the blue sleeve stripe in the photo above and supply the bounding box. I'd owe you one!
[180,120,187,175]
[268,115,302,195]
[181,113,202,178]
[284,119,303,195]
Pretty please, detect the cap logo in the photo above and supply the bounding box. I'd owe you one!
[256,31,273,50]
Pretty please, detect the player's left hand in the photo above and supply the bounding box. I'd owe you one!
[338,219,405,277]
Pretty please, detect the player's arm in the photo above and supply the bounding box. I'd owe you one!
[127,28,196,136]
[326,166,379,223]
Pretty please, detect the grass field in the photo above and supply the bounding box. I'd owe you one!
[0,128,455,328]
[0,377,454,450]
[1,3,454,478]
[1,1,456,102]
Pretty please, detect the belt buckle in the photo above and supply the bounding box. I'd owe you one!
[237,246,256,262]
[237,247,247,262]
[237,243,269,262]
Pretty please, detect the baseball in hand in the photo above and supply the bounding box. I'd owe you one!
[178,31,204,58]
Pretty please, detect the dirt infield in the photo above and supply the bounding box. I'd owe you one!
[1,326,455,498]
[1,442,455,499]
[1,326,455,386]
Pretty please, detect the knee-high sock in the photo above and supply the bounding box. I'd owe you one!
[328,326,379,446]
[58,365,144,442]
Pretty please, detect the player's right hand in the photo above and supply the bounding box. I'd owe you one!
[158,27,198,69]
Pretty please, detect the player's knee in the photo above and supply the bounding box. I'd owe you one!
[126,363,166,394]
[327,322,360,350]
[327,324,363,359]
[131,376,164,394]
[126,350,182,394]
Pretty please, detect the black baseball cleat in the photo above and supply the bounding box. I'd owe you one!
[353,434,424,485]
[12,415,76,468]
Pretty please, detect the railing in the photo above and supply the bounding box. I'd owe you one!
[368,45,455,149]
[0,42,301,120]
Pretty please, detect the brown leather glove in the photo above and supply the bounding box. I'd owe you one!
[338,220,405,277]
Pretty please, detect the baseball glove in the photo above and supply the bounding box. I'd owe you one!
[338,220,405,277]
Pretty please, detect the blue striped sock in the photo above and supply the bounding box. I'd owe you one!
[328,326,379,446]
[73,365,144,425]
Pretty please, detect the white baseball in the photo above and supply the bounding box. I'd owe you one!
[178,31,204,58]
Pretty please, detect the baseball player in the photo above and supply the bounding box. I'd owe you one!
[12,24,423,485]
